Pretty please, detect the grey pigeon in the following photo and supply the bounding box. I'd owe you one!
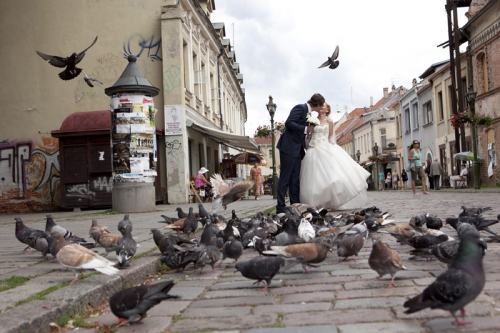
[404,230,486,326]
[36,36,98,81]
[194,245,220,273]
[318,45,339,69]
[158,215,178,224]
[151,229,172,255]
[175,207,187,219]
[14,217,49,256]
[459,216,498,236]
[160,249,199,272]
[200,220,217,246]
[198,203,210,219]
[235,256,301,291]
[368,235,406,287]
[182,207,198,238]
[404,234,449,249]
[337,231,368,262]
[82,71,102,87]
[110,279,179,327]
[45,214,86,242]
[117,214,133,234]
[459,205,491,217]
[217,236,243,267]
[115,225,137,268]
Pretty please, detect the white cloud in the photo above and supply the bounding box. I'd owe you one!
[211,0,469,134]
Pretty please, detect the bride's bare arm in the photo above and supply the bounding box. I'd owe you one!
[328,119,336,144]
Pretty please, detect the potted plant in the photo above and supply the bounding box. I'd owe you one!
[450,111,493,130]
[254,125,271,138]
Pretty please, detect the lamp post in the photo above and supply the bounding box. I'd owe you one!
[356,150,361,163]
[466,86,480,189]
[266,96,278,199]
[373,143,379,190]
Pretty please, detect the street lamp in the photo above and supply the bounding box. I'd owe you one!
[373,143,379,190]
[266,96,278,199]
[466,86,480,189]
[356,150,361,163]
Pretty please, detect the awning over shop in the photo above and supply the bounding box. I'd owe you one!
[186,120,262,154]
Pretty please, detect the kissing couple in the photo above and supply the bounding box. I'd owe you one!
[276,93,370,213]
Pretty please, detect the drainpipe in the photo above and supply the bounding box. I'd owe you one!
[217,48,224,130]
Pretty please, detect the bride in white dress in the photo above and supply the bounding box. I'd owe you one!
[300,102,370,210]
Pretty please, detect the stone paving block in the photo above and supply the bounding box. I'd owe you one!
[175,279,215,287]
[269,283,342,296]
[211,280,282,290]
[425,316,500,332]
[182,306,251,318]
[115,316,172,332]
[244,325,337,333]
[280,291,335,304]
[330,269,374,276]
[334,297,406,309]
[273,272,330,280]
[185,269,224,280]
[169,286,205,300]
[283,276,357,286]
[252,302,331,315]
[335,286,417,299]
[84,308,117,326]
[343,278,415,290]
[190,296,275,308]
[392,270,433,279]
[172,314,278,332]
[413,277,436,286]
[338,322,425,333]
[282,309,392,326]
[394,302,496,320]
[484,281,500,291]
[148,300,191,317]
[286,264,339,274]
[204,289,269,299]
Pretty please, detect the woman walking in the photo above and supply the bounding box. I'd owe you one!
[250,162,263,200]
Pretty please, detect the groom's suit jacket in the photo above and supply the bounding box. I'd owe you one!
[276,103,308,159]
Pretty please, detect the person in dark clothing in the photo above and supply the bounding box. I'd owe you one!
[401,169,408,190]
[425,159,434,189]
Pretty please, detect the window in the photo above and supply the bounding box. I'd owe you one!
[183,41,189,89]
[438,91,444,120]
[461,77,467,108]
[423,102,432,125]
[481,54,488,94]
[412,103,419,129]
[448,85,454,119]
[396,115,400,137]
[380,128,386,148]
[405,108,410,132]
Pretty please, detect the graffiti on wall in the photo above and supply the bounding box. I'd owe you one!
[124,34,162,62]
[163,66,181,92]
[0,137,60,203]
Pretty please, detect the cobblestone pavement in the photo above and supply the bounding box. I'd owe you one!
[1,189,500,333]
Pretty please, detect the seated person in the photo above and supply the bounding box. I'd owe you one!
[450,164,468,189]
[195,167,213,201]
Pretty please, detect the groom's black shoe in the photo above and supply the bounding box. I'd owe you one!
[276,206,286,214]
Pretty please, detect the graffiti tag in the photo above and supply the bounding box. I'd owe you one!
[163,66,181,92]
[123,34,162,61]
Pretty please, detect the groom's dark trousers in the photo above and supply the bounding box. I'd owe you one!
[276,103,308,212]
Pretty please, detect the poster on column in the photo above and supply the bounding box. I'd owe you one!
[165,105,183,135]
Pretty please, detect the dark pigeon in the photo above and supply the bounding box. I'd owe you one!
[116,224,137,268]
[160,249,199,272]
[198,203,210,219]
[217,236,243,267]
[459,205,491,217]
[36,36,98,81]
[404,230,486,325]
[117,214,133,235]
[182,207,198,238]
[158,215,178,224]
[194,245,220,273]
[200,219,218,246]
[45,214,86,243]
[425,216,443,230]
[110,279,179,327]
[175,207,187,219]
[151,229,172,255]
[318,45,339,69]
[369,235,406,287]
[337,231,368,262]
[445,218,477,237]
[235,256,300,291]
[14,217,49,256]
[459,216,498,236]
[404,234,449,249]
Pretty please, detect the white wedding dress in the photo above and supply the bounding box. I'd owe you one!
[300,122,370,210]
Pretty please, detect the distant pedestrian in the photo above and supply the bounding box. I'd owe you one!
[378,171,385,191]
[425,158,434,190]
[429,157,444,190]
[393,173,399,190]
[401,169,408,190]
[408,140,428,195]
[385,171,392,190]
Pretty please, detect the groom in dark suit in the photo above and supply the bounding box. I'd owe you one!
[276,93,325,213]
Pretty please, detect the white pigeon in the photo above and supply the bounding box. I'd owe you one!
[298,213,315,242]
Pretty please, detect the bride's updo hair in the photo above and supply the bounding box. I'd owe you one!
[324,102,331,116]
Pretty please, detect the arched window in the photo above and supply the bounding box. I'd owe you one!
[476,51,488,94]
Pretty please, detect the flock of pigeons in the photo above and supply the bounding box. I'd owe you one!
[12,204,499,327]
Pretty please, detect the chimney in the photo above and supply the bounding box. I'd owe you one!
[383,87,388,99]
[370,96,373,107]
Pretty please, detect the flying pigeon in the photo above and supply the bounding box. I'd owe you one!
[319,51,341,70]
[211,173,253,211]
[404,230,486,325]
[51,231,118,284]
[368,235,406,287]
[117,214,133,234]
[36,36,98,80]
[14,218,49,256]
[217,236,243,267]
[82,71,102,87]
[110,279,179,327]
[264,242,331,273]
[45,214,86,243]
[115,224,137,268]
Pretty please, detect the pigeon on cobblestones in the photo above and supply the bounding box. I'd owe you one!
[368,235,406,287]
[217,236,243,267]
[14,217,49,256]
[446,217,491,236]
[182,207,198,238]
[194,244,220,273]
[110,279,179,327]
[337,231,368,262]
[52,231,118,284]
[151,228,172,254]
[115,224,137,268]
[298,214,315,242]
[89,219,109,245]
[402,233,449,250]
[175,207,188,219]
[160,248,199,272]
[264,242,331,273]
[425,216,443,230]
[95,231,122,257]
[404,229,486,325]
[45,215,86,243]
[117,214,133,234]
[459,205,491,217]
[235,256,301,291]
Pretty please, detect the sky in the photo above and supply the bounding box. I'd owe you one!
[210,0,469,135]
